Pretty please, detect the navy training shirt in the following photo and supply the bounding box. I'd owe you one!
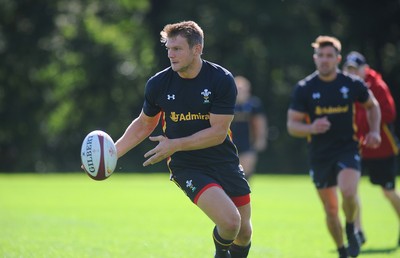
[231,96,265,153]
[289,71,370,160]
[143,60,240,169]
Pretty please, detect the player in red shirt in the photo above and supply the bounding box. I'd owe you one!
[343,51,400,246]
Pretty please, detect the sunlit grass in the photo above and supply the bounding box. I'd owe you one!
[0,173,399,257]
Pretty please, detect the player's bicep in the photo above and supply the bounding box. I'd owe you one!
[360,90,378,110]
[287,109,311,137]
[209,113,234,133]
[287,109,307,123]
[137,110,161,132]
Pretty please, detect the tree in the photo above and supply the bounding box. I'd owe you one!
[0,0,156,172]
[1,0,399,173]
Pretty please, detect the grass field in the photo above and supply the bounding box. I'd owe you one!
[0,173,399,258]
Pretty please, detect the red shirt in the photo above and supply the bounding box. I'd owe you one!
[355,67,399,159]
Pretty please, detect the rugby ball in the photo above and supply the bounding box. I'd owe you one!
[81,130,117,181]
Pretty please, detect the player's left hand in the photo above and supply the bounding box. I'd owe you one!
[143,135,175,166]
[363,131,381,149]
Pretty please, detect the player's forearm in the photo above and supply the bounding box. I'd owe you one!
[172,126,228,152]
[366,105,381,134]
[287,120,311,138]
[253,116,268,150]
[115,118,157,158]
[254,131,267,151]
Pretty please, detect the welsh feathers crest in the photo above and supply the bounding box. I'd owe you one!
[201,89,211,103]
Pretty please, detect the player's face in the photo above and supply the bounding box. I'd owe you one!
[344,65,367,81]
[344,66,359,76]
[313,46,341,78]
[165,35,200,76]
[235,80,250,104]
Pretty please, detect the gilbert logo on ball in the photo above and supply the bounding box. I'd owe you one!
[81,130,117,180]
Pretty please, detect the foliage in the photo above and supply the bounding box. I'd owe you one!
[0,0,155,171]
[0,0,399,172]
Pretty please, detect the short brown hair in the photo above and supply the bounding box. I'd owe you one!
[311,35,341,53]
[160,21,204,48]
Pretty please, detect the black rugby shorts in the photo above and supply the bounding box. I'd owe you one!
[310,150,361,189]
[362,155,397,189]
[170,163,251,206]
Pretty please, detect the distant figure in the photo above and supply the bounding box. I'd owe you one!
[343,51,400,246]
[287,36,381,258]
[231,76,268,180]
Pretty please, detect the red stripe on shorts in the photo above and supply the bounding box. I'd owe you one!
[231,194,251,207]
[194,183,222,204]
[193,184,251,207]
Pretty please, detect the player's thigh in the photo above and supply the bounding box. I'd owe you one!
[336,150,361,196]
[337,168,360,197]
[197,186,241,229]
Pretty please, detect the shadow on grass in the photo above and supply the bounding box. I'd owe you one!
[330,246,398,256]
[359,246,398,255]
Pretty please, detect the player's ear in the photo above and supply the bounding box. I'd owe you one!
[313,53,318,62]
[193,44,203,55]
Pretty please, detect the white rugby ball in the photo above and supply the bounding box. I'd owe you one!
[81,130,117,181]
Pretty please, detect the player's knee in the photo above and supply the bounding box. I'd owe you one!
[219,212,241,236]
[340,187,357,200]
[236,224,252,244]
[324,205,339,219]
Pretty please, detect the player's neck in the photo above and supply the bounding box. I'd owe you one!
[177,58,203,79]
[318,71,338,82]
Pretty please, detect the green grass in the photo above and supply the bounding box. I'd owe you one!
[0,173,399,258]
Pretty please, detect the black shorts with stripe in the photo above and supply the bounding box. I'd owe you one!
[170,163,251,206]
[362,155,398,189]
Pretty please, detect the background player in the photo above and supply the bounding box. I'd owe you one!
[287,36,381,258]
[114,21,252,258]
[231,76,268,180]
[343,51,400,246]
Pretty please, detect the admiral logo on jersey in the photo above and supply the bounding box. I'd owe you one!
[170,112,210,122]
[315,105,349,115]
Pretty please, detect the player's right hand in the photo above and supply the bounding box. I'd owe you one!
[363,131,381,149]
[311,116,331,134]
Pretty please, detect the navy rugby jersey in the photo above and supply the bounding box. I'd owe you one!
[290,71,370,160]
[231,96,264,153]
[143,60,239,169]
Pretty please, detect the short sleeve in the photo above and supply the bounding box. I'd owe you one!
[289,83,308,113]
[210,74,237,115]
[355,80,370,104]
[143,78,162,117]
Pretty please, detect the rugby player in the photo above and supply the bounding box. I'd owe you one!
[230,75,268,180]
[115,21,252,258]
[343,51,400,246]
[287,36,381,258]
